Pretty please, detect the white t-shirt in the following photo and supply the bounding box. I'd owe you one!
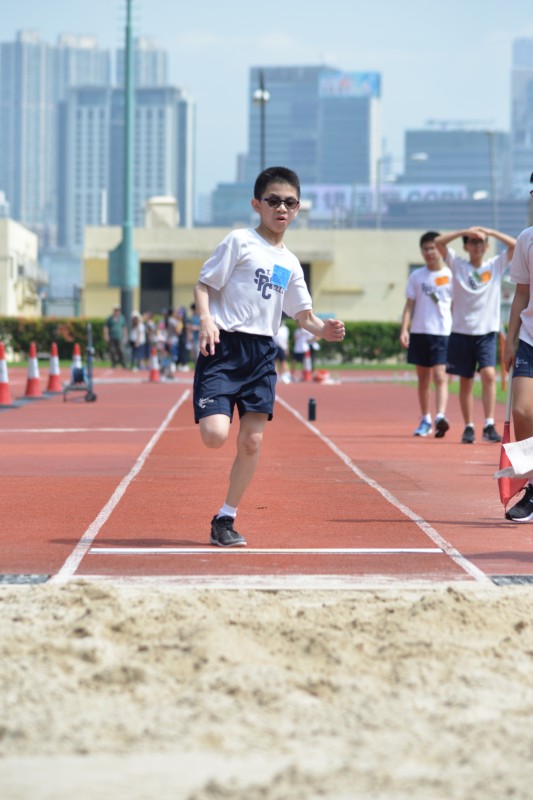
[510,225,533,346]
[445,247,510,335]
[405,265,453,336]
[293,327,315,354]
[199,228,312,336]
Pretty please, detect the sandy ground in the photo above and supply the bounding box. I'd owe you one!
[2,581,533,800]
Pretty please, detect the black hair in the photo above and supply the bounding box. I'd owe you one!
[254,166,300,200]
[419,230,440,247]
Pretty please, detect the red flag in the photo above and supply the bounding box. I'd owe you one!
[498,367,527,510]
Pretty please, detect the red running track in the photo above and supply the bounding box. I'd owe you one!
[0,367,528,588]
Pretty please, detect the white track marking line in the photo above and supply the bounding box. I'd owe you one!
[89,547,443,555]
[276,395,493,586]
[0,428,161,434]
[50,391,190,584]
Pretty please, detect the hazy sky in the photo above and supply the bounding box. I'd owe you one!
[3,0,532,196]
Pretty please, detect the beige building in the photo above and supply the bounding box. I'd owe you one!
[83,202,501,322]
[0,219,47,317]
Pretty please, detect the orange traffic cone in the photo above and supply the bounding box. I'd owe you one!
[148,346,160,383]
[46,342,62,393]
[0,342,16,407]
[302,344,313,382]
[24,341,43,398]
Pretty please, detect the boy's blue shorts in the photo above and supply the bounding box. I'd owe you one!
[513,339,533,378]
[407,333,448,367]
[193,329,277,423]
[446,331,497,378]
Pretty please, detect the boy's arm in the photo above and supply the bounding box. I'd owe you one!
[399,299,414,349]
[478,226,516,260]
[193,280,220,356]
[434,228,476,259]
[503,283,530,371]
[295,309,345,342]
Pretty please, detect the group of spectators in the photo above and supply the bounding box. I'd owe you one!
[103,304,200,376]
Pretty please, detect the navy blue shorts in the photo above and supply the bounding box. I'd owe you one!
[193,329,277,423]
[513,339,533,377]
[446,331,497,378]
[407,333,448,367]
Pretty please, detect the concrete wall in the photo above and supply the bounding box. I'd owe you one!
[82,225,499,322]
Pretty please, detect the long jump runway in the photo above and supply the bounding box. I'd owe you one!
[0,370,528,588]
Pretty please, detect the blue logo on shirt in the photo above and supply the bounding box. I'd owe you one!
[254,266,291,299]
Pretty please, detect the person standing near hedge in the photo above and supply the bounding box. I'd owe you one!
[400,231,453,438]
[103,304,128,368]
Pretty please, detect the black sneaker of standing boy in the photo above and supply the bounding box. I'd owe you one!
[210,515,247,547]
[482,423,502,443]
[461,425,475,444]
[506,484,533,523]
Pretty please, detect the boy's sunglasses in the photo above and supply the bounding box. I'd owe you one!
[261,195,300,210]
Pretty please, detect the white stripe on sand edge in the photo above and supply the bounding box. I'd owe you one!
[50,391,190,584]
[276,395,493,586]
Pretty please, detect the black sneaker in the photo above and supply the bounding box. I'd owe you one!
[506,485,533,522]
[210,515,247,547]
[434,417,450,439]
[461,425,475,444]
[482,423,502,443]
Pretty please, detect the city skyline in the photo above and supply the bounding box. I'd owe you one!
[2,0,533,197]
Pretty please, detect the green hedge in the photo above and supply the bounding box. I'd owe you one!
[0,316,404,364]
[285,319,403,363]
[0,317,107,360]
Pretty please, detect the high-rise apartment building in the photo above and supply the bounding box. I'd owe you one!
[0,31,111,244]
[58,85,195,251]
[245,66,381,185]
[511,38,533,193]
[116,37,168,87]
[402,127,511,199]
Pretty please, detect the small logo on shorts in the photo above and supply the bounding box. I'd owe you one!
[198,397,215,409]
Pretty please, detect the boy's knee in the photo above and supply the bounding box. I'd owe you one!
[199,418,229,449]
[239,431,263,457]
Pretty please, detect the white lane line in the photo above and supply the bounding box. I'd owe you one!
[89,547,443,555]
[0,428,160,434]
[276,395,493,586]
[50,390,190,584]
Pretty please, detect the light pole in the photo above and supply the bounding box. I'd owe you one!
[253,70,270,172]
[486,130,499,231]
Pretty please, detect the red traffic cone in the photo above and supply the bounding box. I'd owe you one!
[46,342,62,393]
[302,344,313,382]
[24,341,43,398]
[148,346,160,383]
[0,342,15,407]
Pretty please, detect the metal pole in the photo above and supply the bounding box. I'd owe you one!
[487,130,499,231]
[121,0,134,324]
[376,157,382,228]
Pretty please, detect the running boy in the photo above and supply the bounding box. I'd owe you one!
[503,185,533,521]
[435,226,516,443]
[400,231,453,438]
[193,166,345,547]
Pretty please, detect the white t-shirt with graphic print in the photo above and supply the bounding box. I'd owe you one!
[445,247,510,335]
[510,225,533,347]
[405,265,453,336]
[199,228,312,336]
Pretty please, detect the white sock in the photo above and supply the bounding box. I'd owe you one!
[218,503,237,519]
[422,414,431,423]
[435,413,445,421]
[485,418,494,427]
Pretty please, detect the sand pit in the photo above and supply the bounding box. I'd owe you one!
[2,581,533,799]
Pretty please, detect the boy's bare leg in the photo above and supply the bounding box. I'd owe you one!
[479,365,497,420]
[459,376,475,425]
[512,377,533,441]
[416,365,431,416]
[226,412,268,508]
[433,364,448,416]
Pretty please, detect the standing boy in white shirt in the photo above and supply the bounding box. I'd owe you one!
[400,231,453,438]
[435,226,516,443]
[193,166,346,547]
